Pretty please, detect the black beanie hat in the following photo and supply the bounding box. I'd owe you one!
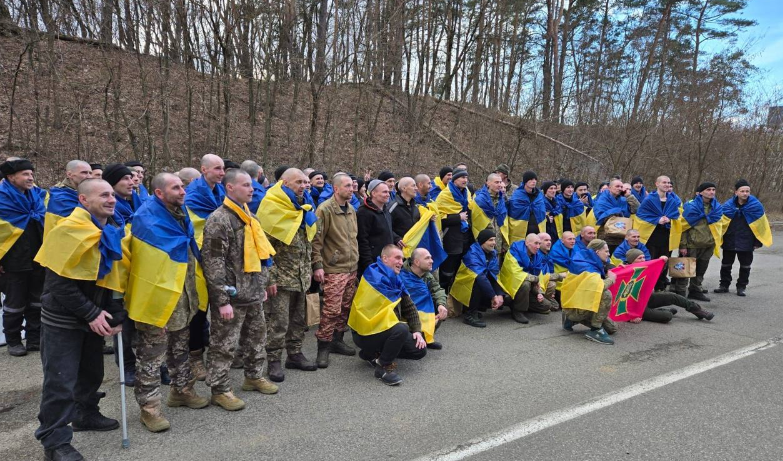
[308,170,324,180]
[477,229,496,245]
[541,181,557,193]
[274,165,290,181]
[734,179,750,190]
[90,163,103,171]
[223,159,241,170]
[378,170,395,182]
[103,163,134,187]
[0,159,35,177]
[438,166,453,180]
[575,181,589,190]
[560,179,575,191]
[696,182,716,193]
[522,171,537,184]
[631,176,643,186]
[451,169,468,181]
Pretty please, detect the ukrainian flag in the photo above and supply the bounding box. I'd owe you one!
[680,195,724,257]
[470,186,509,246]
[450,242,499,307]
[611,240,652,266]
[548,239,574,291]
[508,187,547,243]
[131,184,150,210]
[402,206,447,270]
[415,192,441,232]
[185,176,225,246]
[0,181,45,260]
[557,194,587,235]
[348,258,406,336]
[430,176,448,200]
[591,192,630,226]
[720,195,773,248]
[125,196,202,328]
[633,192,682,251]
[561,248,606,313]
[497,242,530,298]
[400,268,437,342]
[257,182,318,244]
[435,182,471,234]
[34,207,126,291]
[43,187,80,238]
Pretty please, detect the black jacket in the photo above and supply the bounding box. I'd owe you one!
[41,269,126,331]
[440,187,473,255]
[389,194,421,239]
[722,199,761,252]
[1,220,43,272]
[357,199,401,275]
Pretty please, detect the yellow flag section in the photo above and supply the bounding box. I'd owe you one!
[0,220,23,259]
[560,271,604,313]
[222,197,275,272]
[257,182,318,244]
[434,183,471,220]
[538,272,552,294]
[633,192,683,251]
[348,262,403,336]
[450,265,478,307]
[497,251,529,298]
[469,199,509,245]
[402,206,436,258]
[96,232,132,293]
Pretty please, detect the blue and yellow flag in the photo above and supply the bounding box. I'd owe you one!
[313,183,334,208]
[415,192,440,231]
[399,269,436,343]
[549,239,575,291]
[0,181,45,260]
[131,184,150,210]
[470,186,509,245]
[257,182,318,244]
[435,181,471,233]
[451,242,499,307]
[592,191,630,226]
[561,248,606,313]
[125,196,201,327]
[544,196,563,237]
[185,176,226,246]
[680,195,724,256]
[114,197,135,226]
[430,176,447,200]
[43,187,80,238]
[633,191,682,251]
[508,187,546,243]
[497,242,531,298]
[248,179,267,215]
[348,257,406,336]
[221,197,275,272]
[557,194,587,235]
[402,206,447,270]
[612,240,651,266]
[34,207,127,291]
[720,195,773,248]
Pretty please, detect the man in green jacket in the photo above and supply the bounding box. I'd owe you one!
[401,249,448,349]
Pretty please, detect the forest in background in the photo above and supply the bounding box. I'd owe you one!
[0,0,781,206]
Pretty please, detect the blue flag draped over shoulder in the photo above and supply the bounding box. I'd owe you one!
[132,184,150,209]
[248,179,267,215]
[498,241,544,298]
[557,194,587,235]
[549,239,575,274]
[115,198,134,226]
[592,192,630,225]
[126,196,201,327]
[721,195,773,248]
[185,176,225,246]
[314,183,334,208]
[508,187,546,242]
[348,257,407,336]
[0,181,45,259]
[436,181,470,233]
[612,240,651,265]
[470,186,508,243]
[631,186,647,204]
[402,206,447,270]
[681,195,724,255]
[450,242,499,307]
[560,248,606,312]
[44,186,80,237]
[633,191,682,250]
[257,182,318,244]
[399,269,437,343]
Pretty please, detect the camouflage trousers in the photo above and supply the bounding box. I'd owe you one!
[315,272,357,342]
[133,324,192,406]
[207,301,267,394]
[564,289,617,332]
[511,280,558,313]
[264,289,306,362]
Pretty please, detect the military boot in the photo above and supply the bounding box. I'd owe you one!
[316,340,330,369]
[211,391,245,411]
[329,330,356,356]
[189,349,207,381]
[510,306,530,324]
[140,402,170,433]
[167,381,209,409]
[285,352,318,371]
[242,377,279,394]
[268,360,285,382]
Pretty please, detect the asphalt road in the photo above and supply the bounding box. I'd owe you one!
[2,233,782,460]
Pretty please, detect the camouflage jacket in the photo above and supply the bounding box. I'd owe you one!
[268,225,312,293]
[202,204,268,306]
[402,260,447,308]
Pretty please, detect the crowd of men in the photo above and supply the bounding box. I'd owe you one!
[0,155,773,461]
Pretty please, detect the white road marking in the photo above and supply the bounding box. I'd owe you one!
[415,336,781,461]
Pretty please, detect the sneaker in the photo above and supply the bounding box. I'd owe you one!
[584,328,614,345]
[561,312,574,332]
[736,287,746,297]
[72,412,120,432]
[687,291,711,302]
[44,443,84,461]
[426,341,443,350]
[374,362,402,386]
[284,352,318,371]
[8,343,27,357]
[713,286,729,294]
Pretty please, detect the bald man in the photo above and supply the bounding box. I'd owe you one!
[576,226,596,251]
[177,167,201,187]
[44,160,92,236]
[414,174,434,206]
[390,176,421,239]
[264,168,318,382]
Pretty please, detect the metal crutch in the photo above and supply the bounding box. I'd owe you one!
[117,333,130,448]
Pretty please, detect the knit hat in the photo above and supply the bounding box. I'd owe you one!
[575,181,589,190]
[452,169,468,181]
[223,159,241,170]
[631,176,644,186]
[587,239,607,251]
[734,179,750,190]
[696,182,716,193]
[103,163,133,187]
[438,166,453,180]
[356,178,365,191]
[495,164,510,176]
[90,163,103,171]
[125,160,143,168]
[625,249,644,264]
[274,165,290,181]
[541,181,557,194]
[560,179,575,191]
[477,229,496,245]
[308,170,324,180]
[378,171,395,182]
[0,159,34,176]
[367,179,384,195]
[522,171,537,184]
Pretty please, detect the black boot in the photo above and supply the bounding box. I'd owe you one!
[316,340,330,369]
[285,352,318,371]
[44,444,84,461]
[462,310,486,328]
[713,286,729,293]
[687,291,710,302]
[7,342,27,357]
[736,287,746,297]
[510,307,530,324]
[72,412,120,432]
[329,330,356,356]
[268,360,285,382]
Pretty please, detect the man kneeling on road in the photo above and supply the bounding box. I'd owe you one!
[400,248,449,350]
[348,245,426,386]
[450,229,504,328]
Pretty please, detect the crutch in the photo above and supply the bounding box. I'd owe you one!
[117,333,130,448]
